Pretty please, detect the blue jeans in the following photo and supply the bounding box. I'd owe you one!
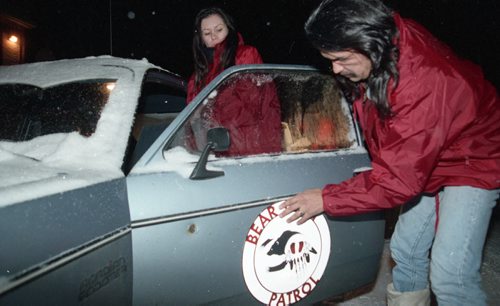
[390,186,499,306]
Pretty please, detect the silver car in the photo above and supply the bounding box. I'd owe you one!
[0,56,384,305]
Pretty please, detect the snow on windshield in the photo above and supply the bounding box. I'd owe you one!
[0,56,155,206]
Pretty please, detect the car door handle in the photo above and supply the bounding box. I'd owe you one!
[353,167,372,177]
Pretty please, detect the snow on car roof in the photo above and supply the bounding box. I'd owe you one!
[0,56,167,207]
[0,55,165,87]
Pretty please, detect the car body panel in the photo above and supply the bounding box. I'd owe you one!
[0,178,129,279]
[131,205,383,305]
[0,231,132,305]
[127,152,370,220]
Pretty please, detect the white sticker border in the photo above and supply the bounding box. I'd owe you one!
[242,201,331,305]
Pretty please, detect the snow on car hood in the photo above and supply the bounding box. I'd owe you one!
[0,146,122,207]
[0,56,165,207]
[0,128,124,208]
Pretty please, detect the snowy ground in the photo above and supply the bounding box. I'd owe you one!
[322,205,500,305]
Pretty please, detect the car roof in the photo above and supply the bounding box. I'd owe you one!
[0,55,179,87]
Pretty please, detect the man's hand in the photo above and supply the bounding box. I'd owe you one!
[279,188,324,225]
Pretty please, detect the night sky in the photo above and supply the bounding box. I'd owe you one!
[2,0,499,87]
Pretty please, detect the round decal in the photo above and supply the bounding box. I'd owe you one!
[242,201,331,305]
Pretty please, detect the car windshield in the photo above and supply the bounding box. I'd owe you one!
[0,79,116,141]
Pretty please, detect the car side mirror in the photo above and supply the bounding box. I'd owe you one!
[189,127,230,180]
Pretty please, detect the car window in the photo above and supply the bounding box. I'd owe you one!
[131,80,186,141]
[278,72,355,152]
[124,71,186,173]
[0,80,115,141]
[166,69,356,158]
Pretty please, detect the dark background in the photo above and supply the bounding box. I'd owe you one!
[2,0,499,88]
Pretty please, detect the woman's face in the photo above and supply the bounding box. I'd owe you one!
[320,50,372,82]
[200,14,229,48]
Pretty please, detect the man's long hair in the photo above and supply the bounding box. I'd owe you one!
[305,0,399,117]
[192,7,238,89]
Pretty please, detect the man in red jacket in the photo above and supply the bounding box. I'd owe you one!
[280,0,500,305]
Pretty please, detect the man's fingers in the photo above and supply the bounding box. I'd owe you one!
[286,210,300,223]
[284,208,310,224]
[279,197,310,224]
[279,200,297,217]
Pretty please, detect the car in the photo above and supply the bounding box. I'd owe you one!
[0,56,385,305]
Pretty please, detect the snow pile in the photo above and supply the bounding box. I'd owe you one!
[132,146,223,179]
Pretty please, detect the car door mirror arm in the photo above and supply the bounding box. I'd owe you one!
[189,127,230,180]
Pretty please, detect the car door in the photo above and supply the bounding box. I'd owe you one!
[127,65,385,305]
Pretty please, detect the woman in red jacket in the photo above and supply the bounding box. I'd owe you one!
[280,0,500,305]
[186,7,281,156]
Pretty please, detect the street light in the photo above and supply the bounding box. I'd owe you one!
[8,35,19,43]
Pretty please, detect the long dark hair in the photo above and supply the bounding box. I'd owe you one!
[305,0,399,117]
[192,7,239,88]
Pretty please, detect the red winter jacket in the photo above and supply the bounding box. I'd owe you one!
[186,34,281,156]
[323,13,500,216]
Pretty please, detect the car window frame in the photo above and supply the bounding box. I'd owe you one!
[130,65,365,172]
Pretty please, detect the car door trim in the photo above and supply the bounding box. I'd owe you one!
[131,195,293,229]
[0,226,131,296]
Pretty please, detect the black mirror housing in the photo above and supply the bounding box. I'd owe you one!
[207,127,230,152]
[189,127,230,180]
